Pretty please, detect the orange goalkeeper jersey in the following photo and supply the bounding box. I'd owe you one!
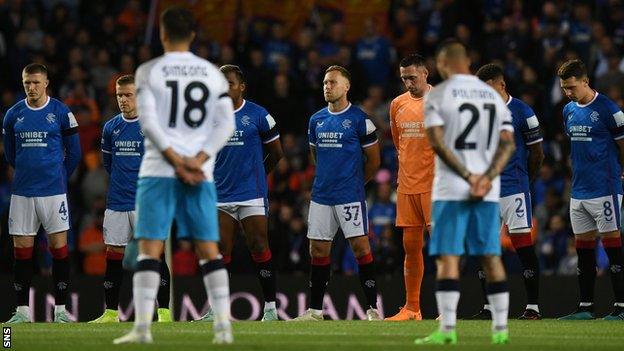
[389,89,435,194]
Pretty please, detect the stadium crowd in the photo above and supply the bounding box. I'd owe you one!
[0,0,622,278]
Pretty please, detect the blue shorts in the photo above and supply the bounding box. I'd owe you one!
[429,200,501,256]
[134,177,219,242]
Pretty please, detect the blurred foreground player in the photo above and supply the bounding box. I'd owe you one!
[415,40,515,345]
[114,7,235,344]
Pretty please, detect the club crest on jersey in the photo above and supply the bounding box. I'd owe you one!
[241,115,251,126]
[342,119,352,129]
[46,113,56,124]
[139,129,144,137]
[589,110,599,123]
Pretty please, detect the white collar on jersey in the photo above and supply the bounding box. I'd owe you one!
[449,73,477,80]
[328,102,352,115]
[575,91,598,108]
[25,96,50,111]
[233,99,246,113]
[121,115,139,123]
[506,94,513,105]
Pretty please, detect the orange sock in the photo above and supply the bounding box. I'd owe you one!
[403,226,424,312]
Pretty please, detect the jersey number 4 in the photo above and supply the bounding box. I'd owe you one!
[455,103,496,150]
[166,81,209,128]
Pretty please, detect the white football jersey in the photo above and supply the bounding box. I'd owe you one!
[135,52,234,180]
[424,74,513,202]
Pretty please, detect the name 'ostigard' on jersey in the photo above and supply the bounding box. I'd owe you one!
[308,103,378,205]
[564,92,624,199]
[135,52,235,181]
[214,100,279,203]
[2,97,80,197]
[102,114,144,211]
[500,96,543,197]
[425,74,514,202]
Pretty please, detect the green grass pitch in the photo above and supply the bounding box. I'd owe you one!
[4,320,624,350]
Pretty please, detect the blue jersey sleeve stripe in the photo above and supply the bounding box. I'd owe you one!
[61,126,78,136]
[260,128,279,143]
[262,134,280,144]
[610,126,624,140]
[525,138,543,146]
[360,131,378,148]
[361,139,379,148]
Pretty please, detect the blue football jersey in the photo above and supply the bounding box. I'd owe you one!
[2,97,80,197]
[500,96,543,196]
[214,100,279,203]
[308,104,378,205]
[564,93,624,199]
[101,114,144,211]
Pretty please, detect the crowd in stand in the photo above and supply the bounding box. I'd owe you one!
[1,0,623,278]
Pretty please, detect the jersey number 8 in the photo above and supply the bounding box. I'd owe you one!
[166,80,209,128]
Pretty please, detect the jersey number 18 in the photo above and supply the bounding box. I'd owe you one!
[166,80,209,128]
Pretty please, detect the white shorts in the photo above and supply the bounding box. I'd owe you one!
[307,200,368,241]
[9,194,70,235]
[217,198,267,221]
[103,209,136,246]
[499,192,532,234]
[570,195,622,234]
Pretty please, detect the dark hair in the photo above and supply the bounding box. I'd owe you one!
[399,54,426,68]
[161,6,196,42]
[220,64,245,83]
[435,38,466,57]
[557,59,588,80]
[325,65,351,84]
[476,63,504,82]
[116,74,135,86]
[23,63,48,76]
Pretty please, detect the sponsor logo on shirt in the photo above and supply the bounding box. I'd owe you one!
[16,116,24,124]
[226,130,245,146]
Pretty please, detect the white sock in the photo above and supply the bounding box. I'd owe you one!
[203,268,230,325]
[487,292,509,332]
[264,301,276,311]
[54,305,66,314]
[483,304,491,311]
[17,305,30,315]
[526,304,539,313]
[133,270,160,333]
[436,291,460,332]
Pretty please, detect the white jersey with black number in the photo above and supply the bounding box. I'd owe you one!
[424,74,514,202]
[135,51,235,181]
